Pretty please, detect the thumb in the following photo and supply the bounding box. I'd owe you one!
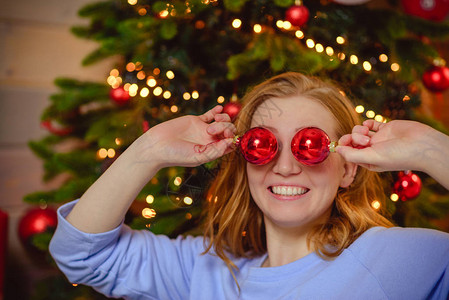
[336,145,378,171]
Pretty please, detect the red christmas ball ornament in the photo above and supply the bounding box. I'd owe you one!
[285,3,310,27]
[18,207,57,246]
[422,65,449,93]
[110,86,131,105]
[291,127,331,165]
[41,120,74,136]
[393,171,422,201]
[223,102,242,122]
[401,0,449,21]
[237,127,278,165]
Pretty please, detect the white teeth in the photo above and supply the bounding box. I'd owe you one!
[271,186,307,196]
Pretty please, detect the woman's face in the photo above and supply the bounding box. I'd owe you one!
[246,96,356,232]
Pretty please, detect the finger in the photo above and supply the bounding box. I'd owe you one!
[195,138,234,164]
[336,146,379,169]
[363,119,385,132]
[214,113,231,122]
[207,122,236,136]
[351,132,370,147]
[338,134,353,146]
[352,125,369,135]
[199,105,223,123]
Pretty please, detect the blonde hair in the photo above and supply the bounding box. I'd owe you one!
[202,72,393,272]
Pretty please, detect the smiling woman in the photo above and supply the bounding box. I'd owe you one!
[49,72,449,299]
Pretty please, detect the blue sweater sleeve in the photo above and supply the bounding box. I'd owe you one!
[49,200,205,300]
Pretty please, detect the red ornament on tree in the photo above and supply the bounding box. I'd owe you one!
[110,86,131,105]
[401,0,449,21]
[41,119,74,136]
[285,1,310,27]
[18,207,57,246]
[422,65,449,93]
[223,101,242,122]
[393,171,422,201]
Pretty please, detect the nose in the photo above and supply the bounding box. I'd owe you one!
[271,145,302,176]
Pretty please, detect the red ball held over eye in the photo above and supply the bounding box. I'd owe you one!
[234,127,336,165]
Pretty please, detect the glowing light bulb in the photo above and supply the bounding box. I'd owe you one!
[350,55,358,65]
[232,19,242,28]
[371,200,381,210]
[295,30,304,39]
[166,70,175,79]
[183,92,191,100]
[174,177,182,186]
[390,193,399,202]
[153,87,163,96]
[315,43,324,53]
[366,110,375,118]
[217,96,225,103]
[363,61,372,71]
[107,148,116,158]
[126,62,136,72]
[391,63,400,72]
[163,91,171,99]
[140,87,150,97]
[336,36,345,44]
[192,91,199,99]
[355,105,365,113]
[326,47,334,56]
[183,197,193,205]
[379,54,388,62]
[147,77,157,87]
[170,105,179,113]
[146,195,154,204]
[306,39,315,48]
[253,24,262,33]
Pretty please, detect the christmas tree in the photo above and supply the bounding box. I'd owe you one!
[23,0,449,298]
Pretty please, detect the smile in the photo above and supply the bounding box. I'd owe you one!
[269,186,309,196]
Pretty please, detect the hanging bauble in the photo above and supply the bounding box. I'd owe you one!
[18,207,57,248]
[393,171,422,201]
[333,0,372,5]
[41,120,74,136]
[401,0,449,21]
[223,101,242,122]
[285,1,310,27]
[422,65,449,93]
[110,86,131,105]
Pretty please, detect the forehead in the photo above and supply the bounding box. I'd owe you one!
[250,96,338,136]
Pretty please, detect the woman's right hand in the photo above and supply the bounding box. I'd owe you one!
[136,105,236,169]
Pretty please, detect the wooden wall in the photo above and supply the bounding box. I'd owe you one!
[0,1,113,298]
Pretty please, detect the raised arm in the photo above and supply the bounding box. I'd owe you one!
[336,119,449,190]
[66,106,235,233]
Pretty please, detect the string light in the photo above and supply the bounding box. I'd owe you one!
[363,61,372,72]
[355,105,365,113]
[232,19,242,28]
[137,71,146,80]
[390,193,399,202]
[325,46,334,56]
[153,87,163,96]
[349,55,358,65]
[306,39,315,48]
[282,21,292,30]
[115,138,122,145]
[295,30,304,39]
[146,195,154,204]
[174,177,182,186]
[128,0,137,5]
[163,91,172,99]
[191,91,199,99]
[336,36,345,44]
[166,70,175,79]
[315,43,324,53]
[402,95,410,101]
[97,148,108,159]
[379,54,388,62]
[142,208,156,219]
[126,62,136,72]
[366,110,375,118]
[183,197,193,205]
[253,24,262,33]
[129,84,138,97]
[107,148,116,158]
[391,63,400,72]
[371,200,381,210]
[183,92,191,100]
[140,87,150,97]
[110,69,119,77]
[276,20,284,29]
[217,96,225,103]
[171,105,179,113]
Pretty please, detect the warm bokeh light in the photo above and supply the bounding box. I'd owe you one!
[128,0,137,5]
[315,43,324,53]
[142,208,156,219]
[374,115,384,122]
[153,87,163,96]
[390,193,399,202]
[283,21,292,30]
[110,69,119,77]
[183,197,193,205]
[325,46,334,56]
[140,87,150,97]
[295,30,304,39]
[146,195,154,204]
[232,19,242,28]
[379,54,388,62]
[391,63,400,72]
[350,55,358,65]
[129,84,138,97]
[253,24,262,33]
[366,110,375,118]
[147,77,157,87]
[183,92,191,100]
[107,148,116,158]
[371,200,381,210]
[355,105,365,113]
[97,148,108,159]
[336,36,345,44]
[126,62,136,72]
[217,96,225,103]
[170,105,179,113]
[174,177,182,186]
[191,91,199,99]
[403,95,410,101]
[115,138,122,145]
[363,61,372,71]
[163,91,171,99]
[166,70,175,79]
[306,39,315,48]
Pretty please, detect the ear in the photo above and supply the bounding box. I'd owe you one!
[339,161,357,188]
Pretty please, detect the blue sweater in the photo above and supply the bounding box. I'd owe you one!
[50,201,449,300]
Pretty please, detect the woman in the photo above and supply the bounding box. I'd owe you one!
[50,72,449,299]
